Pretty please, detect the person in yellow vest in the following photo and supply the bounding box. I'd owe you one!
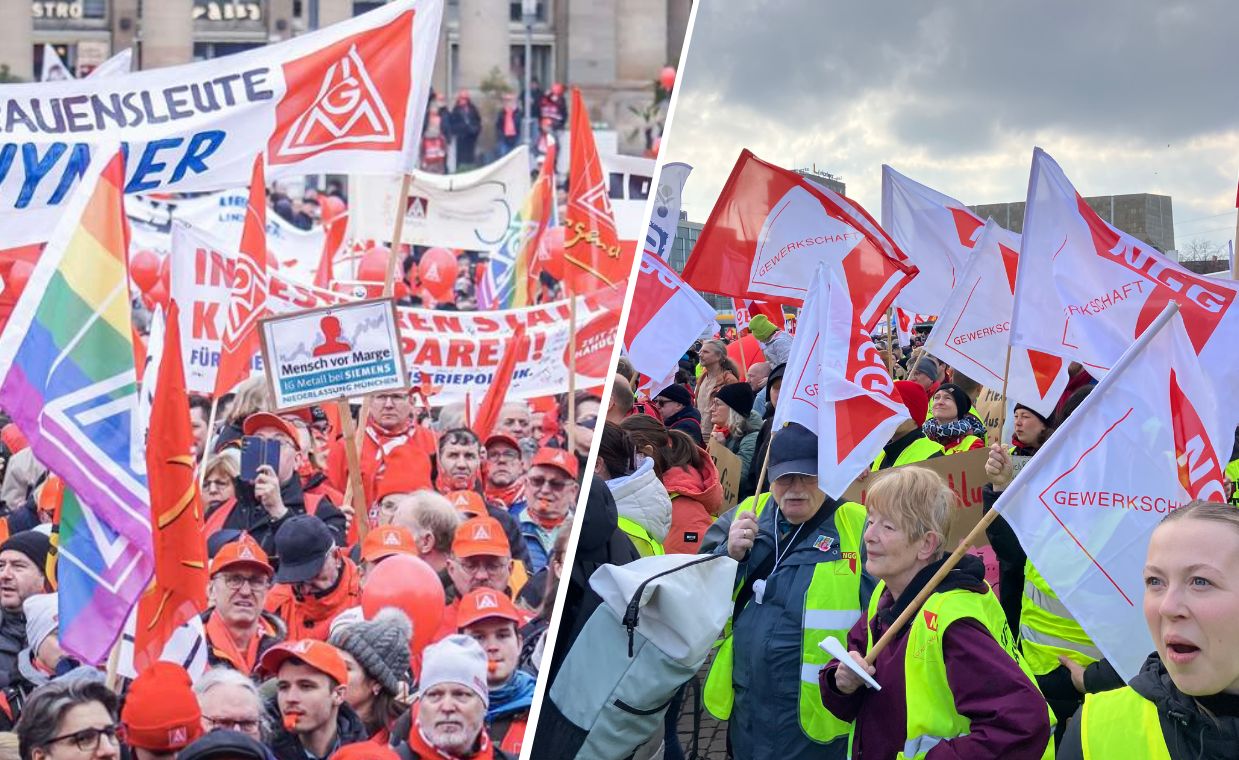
[703,422,871,760]
[921,383,987,454]
[871,381,946,470]
[1225,426,1238,506]
[1061,499,1239,759]
[821,466,1053,759]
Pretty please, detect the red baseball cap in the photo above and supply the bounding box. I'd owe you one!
[457,587,523,629]
[531,447,578,479]
[242,412,301,448]
[360,525,417,563]
[484,433,521,452]
[260,639,349,685]
[209,534,273,577]
[451,516,510,558]
[447,490,486,517]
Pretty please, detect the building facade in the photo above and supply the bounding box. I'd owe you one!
[970,193,1175,253]
[1,0,690,154]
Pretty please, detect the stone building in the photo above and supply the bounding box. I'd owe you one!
[970,193,1175,253]
[0,0,690,154]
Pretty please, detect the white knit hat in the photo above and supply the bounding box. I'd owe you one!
[418,634,489,707]
[23,593,57,654]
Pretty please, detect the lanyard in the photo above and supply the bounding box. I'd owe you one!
[754,506,803,605]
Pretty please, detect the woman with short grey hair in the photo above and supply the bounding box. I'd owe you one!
[14,680,119,760]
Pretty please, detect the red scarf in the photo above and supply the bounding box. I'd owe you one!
[502,108,517,137]
[205,609,265,674]
[404,723,494,760]
[484,478,525,510]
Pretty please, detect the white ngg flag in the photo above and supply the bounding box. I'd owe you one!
[995,304,1227,680]
[774,265,908,499]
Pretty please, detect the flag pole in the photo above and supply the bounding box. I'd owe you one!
[197,396,220,488]
[996,344,1013,444]
[566,291,578,454]
[753,434,773,495]
[336,398,369,540]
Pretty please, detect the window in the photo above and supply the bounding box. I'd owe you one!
[509,0,547,22]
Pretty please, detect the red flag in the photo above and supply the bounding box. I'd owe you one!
[564,88,631,294]
[134,300,208,673]
[682,149,918,331]
[525,140,558,295]
[213,155,270,396]
[314,210,348,290]
[472,324,528,442]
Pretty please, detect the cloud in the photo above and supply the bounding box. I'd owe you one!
[665,0,1239,250]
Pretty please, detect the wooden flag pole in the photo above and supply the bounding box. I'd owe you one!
[566,293,578,454]
[337,398,369,540]
[197,395,220,488]
[995,345,1014,445]
[752,435,773,496]
[864,343,1014,664]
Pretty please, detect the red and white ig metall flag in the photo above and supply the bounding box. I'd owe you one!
[995,304,1227,681]
[774,265,908,499]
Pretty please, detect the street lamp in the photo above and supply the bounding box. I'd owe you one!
[521,0,536,146]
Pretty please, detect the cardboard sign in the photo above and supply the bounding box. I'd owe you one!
[974,386,1010,445]
[842,447,992,548]
[708,439,743,510]
[260,299,407,409]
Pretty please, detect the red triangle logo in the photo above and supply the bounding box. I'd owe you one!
[998,244,1019,294]
[832,395,898,465]
[1026,349,1064,398]
[950,207,984,249]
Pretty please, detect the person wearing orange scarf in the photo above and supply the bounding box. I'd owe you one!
[326,391,434,507]
[198,534,285,674]
[265,516,361,642]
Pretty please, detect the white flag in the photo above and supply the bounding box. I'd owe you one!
[996,305,1227,680]
[645,162,692,260]
[882,165,984,316]
[624,253,717,388]
[1012,147,1239,424]
[41,44,74,82]
[774,265,909,498]
[88,48,133,79]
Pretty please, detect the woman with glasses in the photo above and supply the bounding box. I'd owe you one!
[15,679,120,760]
[202,454,238,514]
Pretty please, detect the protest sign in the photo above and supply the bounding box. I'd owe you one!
[708,440,743,509]
[260,299,408,409]
[842,448,991,549]
[0,0,442,211]
[173,189,326,281]
[348,146,530,250]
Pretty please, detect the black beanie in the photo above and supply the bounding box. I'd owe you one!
[0,531,50,578]
[1014,403,1051,427]
[655,383,692,408]
[935,383,972,420]
[715,382,755,418]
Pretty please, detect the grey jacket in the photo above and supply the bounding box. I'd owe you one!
[715,494,875,760]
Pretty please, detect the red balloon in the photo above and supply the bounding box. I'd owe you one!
[320,195,347,226]
[146,280,169,310]
[357,246,391,283]
[537,227,565,282]
[156,253,171,294]
[361,554,445,656]
[417,247,457,301]
[130,249,160,293]
[6,261,34,294]
[659,66,677,91]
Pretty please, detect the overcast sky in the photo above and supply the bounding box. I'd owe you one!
[665,1,1239,255]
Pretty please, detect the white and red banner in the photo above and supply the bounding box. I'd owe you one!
[172,220,620,401]
[773,265,909,498]
[644,162,692,260]
[881,165,984,316]
[625,253,717,389]
[924,220,1069,412]
[894,308,933,348]
[1012,148,1239,424]
[0,0,442,211]
[348,146,531,251]
[173,189,326,281]
[681,150,918,330]
[996,305,1227,680]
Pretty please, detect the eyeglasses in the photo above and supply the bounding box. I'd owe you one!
[456,556,508,574]
[218,573,272,591]
[203,716,261,734]
[204,478,231,490]
[575,416,598,429]
[44,725,120,753]
[650,399,668,407]
[528,476,572,492]
[486,449,521,463]
[374,393,409,406]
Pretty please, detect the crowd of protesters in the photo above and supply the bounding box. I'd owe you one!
[420,82,569,175]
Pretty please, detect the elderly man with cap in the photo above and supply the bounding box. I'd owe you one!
[193,534,285,675]
[265,516,361,642]
[261,640,368,760]
[458,589,536,756]
[121,662,204,760]
[703,422,873,760]
[0,530,50,687]
[357,524,418,582]
[518,448,579,574]
[440,516,526,638]
[397,635,511,759]
[652,384,703,446]
[482,434,527,516]
[207,413,347,556]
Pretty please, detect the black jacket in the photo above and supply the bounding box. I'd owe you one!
[0,612,24,689]
[1060,653,1239,760]
[218,476,347,563]
[663,406,704,446]
[265,699,368,760]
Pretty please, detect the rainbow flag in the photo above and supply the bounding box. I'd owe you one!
[0,148,154,665]
[479,143,556,309]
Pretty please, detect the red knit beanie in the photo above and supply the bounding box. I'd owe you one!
[121,662,203,751]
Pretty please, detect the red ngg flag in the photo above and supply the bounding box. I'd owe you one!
[682,149,918,331]
[212,155,271,396]
[134,300,208,672]
[564,88,631,295]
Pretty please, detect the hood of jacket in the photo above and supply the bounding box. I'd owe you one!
[660,455,723,514]
[605,456,672,543]
[1129,652,1239,757]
